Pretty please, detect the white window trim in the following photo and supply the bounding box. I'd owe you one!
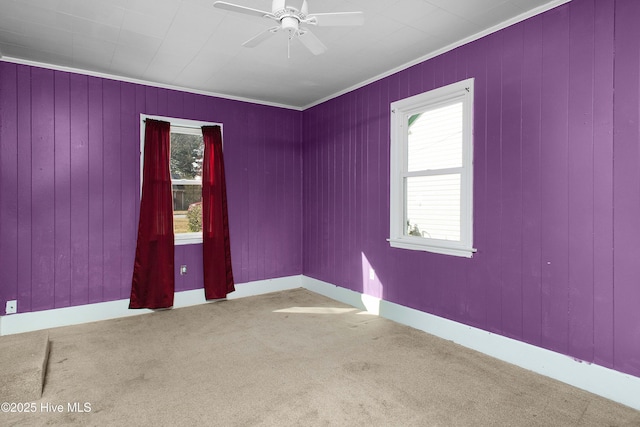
[139,114,222,246]
[388,78,475,258]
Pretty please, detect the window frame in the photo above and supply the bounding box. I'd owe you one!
[139,114,222,246]
[388,78,475,258]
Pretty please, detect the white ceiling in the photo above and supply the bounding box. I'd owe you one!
[0,0,568,109]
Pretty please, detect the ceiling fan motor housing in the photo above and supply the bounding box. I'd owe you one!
[273,0,308,21]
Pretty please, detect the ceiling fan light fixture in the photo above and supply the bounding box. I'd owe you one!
[281,16,299,32]
[213,0,363,56]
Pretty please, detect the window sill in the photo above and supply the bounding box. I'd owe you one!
[388,238,475,258]
[175,233,203,245]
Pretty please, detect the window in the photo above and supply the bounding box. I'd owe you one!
[140,115,218,245]
[389,78,475,257]
[170,126,204,243]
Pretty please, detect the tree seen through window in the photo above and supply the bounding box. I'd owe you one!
[170,131,204,234]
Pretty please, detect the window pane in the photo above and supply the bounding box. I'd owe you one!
[170,133,203,179]
[172,184,202,233]
[405,174,460,241]
[407,102,463,172]
[171,132,203,234]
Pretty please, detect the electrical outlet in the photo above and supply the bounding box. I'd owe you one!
[180,265,187,275]
[5,300,17,314]
[369,268,375,281]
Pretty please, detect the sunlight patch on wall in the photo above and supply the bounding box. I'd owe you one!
[361,252,383,314]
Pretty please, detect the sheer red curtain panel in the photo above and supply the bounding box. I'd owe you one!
[130,119,175,309]
[202,125,235,299]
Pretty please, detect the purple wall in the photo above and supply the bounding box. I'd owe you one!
[302,0,640,377]
[0,64,303,314]
[1,0,638,381]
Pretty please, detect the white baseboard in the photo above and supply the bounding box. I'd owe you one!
[301,276,640,411]
[0,275,303,336]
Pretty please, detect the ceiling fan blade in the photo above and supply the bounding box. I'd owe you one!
[308,12,364,27]
[297,28,327,55]
[242,26,280,48]
[213,1,274,19]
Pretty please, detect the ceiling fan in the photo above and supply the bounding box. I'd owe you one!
[213,0,364,57]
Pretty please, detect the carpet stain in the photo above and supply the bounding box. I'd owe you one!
[124,373,148,387]
[342,361,380,373]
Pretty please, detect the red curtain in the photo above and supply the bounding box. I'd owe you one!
[130,119,175,309]
[202,125,235,299]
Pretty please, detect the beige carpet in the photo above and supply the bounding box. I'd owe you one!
[1,288,639,426]
[0,330,50,402]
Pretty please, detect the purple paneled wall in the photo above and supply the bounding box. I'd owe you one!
[0,65,303,314]
[302,0,640,377]
[1,0,638,381]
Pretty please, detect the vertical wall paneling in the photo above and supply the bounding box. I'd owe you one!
[252,104,265,282]
[234,102,250,281]
[308,105,319,279]
[30,67,56,312]
[69,74,90,307]
[166,90,184,119]
[567,0,596,363]
[520,17,544,347]
[87,76,105,304]
[462,40,487,328]
[157,86,168,117]
[500,23,524,340]
[0,64,303,317]
[144,86,158,116]
[101,79,122,302]
[345,93,355,289]
[119,83,137,299]
[261,106,272,278]
[133,85,146,241]
[0,63,17,312]
[54,71,71,308]
[539,7,570,354]
[334,99,343,286]
[16,66,33,312]
[270,109,281,278]
[243,107,257,281]
[301,0,640,377]
[354,90,365,293]
[483,31,504,333]
[293,115,303,275]
[268,107,282,278]
[437,50,469,319]
[372,82,386,295]
[612,0,640,376]
[591,0,615,369]
[315,105,326,279]
[452,44,474,325]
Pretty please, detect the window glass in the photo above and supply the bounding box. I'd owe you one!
[407,102,463,172]
[405,174,461,241]
[170,130,204,235]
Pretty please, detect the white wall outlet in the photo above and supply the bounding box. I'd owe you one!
[180,265,187,275]
[5,300,17,314]
[369,268,375,281]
